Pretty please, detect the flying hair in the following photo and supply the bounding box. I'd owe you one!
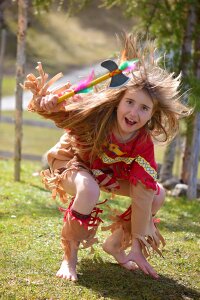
[29,33,193,163]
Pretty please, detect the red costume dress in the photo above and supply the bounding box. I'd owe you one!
[91,128,158,192]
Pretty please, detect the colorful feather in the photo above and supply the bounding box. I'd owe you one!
[119,59,139,72]
[74,69,95,93]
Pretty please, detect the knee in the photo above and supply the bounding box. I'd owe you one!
[82,181,100,202]
[76,173,100,203]
[152,184,165,214]
[157,184,166,205]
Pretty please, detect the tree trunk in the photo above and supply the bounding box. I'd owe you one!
[0,28,6,119]
[159,137,177,182]
[14,0,28,181]
[180,4,196,184]
[180,115,194,183]
[159,5,196,184]
[187,113,200,199]
[0,0,7,119]
[187,10,200,200]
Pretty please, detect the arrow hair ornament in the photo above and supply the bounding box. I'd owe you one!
[57,59,139,103]
[21,59,138,106]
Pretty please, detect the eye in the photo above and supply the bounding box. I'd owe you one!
[142,105,149,111]
[126,99,133,105]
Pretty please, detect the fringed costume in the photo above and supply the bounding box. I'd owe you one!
[41,127,165,258]
[24,62,165,264]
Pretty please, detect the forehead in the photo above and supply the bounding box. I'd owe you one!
[123,88,153,106]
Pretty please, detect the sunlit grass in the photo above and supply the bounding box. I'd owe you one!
[0,123,63,156]
[0,159,199,299]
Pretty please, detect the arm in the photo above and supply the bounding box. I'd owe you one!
[130,182,165,256]
[22,62,82,127]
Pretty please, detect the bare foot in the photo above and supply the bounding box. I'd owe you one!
[56,241,79,281]
[102,231,138,271]
[56,259,78,281]
[127,239,159,279]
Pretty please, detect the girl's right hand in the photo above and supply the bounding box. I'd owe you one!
[39,93,61,112]
[37,88,83,113]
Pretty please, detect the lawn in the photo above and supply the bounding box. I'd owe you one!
[0,159,200,300]
[0,111,63,157]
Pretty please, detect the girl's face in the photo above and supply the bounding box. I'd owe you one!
[114,88,153,141]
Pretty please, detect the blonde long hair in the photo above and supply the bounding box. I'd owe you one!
[39,34,192,161]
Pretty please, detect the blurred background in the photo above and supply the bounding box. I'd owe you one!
[0,2,200,298]
[0,0,200,199]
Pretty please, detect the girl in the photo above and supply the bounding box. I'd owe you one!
[24,34,191,281]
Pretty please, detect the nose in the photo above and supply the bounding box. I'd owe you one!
[129,105,139,117]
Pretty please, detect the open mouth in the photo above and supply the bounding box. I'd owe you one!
[125,117,137,126]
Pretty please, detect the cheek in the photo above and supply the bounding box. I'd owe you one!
[116,106,124,119]
[140,112,152,122]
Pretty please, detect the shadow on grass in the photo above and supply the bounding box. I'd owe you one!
[28,182,48,193]
[77,259,200,300]
[0,195,62,220]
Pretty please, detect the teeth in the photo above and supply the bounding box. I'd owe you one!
[125,118,136,125]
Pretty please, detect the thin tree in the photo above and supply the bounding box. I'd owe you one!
[180,4,196,184]
[159,138,177,182]
[14,0,28,181]
[0,0,8,119]
[187,7,200,199]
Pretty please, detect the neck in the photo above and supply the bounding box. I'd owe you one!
[112,127,138,143]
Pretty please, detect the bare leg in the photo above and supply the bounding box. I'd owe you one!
[152,183,165,215]
[102,181,138,270]
[127,239,159,279]
[102,228,138,270]
[127,183,166,279]
[56,170,100,281]
[56,241,79,281]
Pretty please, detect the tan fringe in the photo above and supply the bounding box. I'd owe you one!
[103,211,165,257]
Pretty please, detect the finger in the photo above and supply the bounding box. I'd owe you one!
[127,252,159,279]
[136,261,149,275]
[40,97,46,110]
[145,264,159,279]
[64,81,72,89]
[42,95,58,111]
[73,94,83,102]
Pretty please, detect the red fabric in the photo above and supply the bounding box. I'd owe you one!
[91,128,158,191]
[59,198,104,228]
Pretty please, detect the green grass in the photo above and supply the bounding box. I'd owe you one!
[2,76,16,97]
[0,111,63,156]
[0,159,200,300]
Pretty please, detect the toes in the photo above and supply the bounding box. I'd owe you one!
[71,274,78,281]
[120,261,139,271]
[146,265,159,279]
[127,253,159,279]
[56,271,62,278]
[56,269,78,281]
[129,261,139,271]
